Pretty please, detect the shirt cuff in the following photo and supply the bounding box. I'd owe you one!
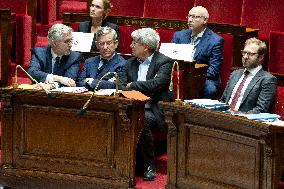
[86,78,94,85]
[45,74,54,83]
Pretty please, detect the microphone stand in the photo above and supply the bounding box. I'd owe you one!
[170,61,182,104]
[14,65,55,98]
[79,72,119,115]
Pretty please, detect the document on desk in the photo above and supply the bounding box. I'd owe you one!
[94,89,121,96]
[71,32,94,52]
[159,43,194,62]
[235,113,281,122]
[184,99,227,108]
[51,87,88,93]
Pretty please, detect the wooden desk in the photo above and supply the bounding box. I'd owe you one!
[160,102,284,189]
[0,88,145,188]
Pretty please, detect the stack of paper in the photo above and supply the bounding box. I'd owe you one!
[184,99,229,110]
[235,113,281,122]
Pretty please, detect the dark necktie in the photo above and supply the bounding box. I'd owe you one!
[53,56,60,74]
[230,71,250,110]
[191,36,201,46]
[97,58,109,76]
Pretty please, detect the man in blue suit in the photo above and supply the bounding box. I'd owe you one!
[77,26,125,90]
[172,6,224,99]
[28,23,81,89]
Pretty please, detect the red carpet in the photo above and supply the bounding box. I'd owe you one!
[135,153,167,189]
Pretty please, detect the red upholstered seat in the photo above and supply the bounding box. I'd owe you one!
[118,25,139,55]
[272,86,284,120]
[0,0,35,78]
[268,31,284,75]
[38,0,57,25]
[218,33,234,97]
[143,0,194,20]
[58,0,88,19]
[241,0,284,40]
[110,0,144,17]
[194,0,243,24]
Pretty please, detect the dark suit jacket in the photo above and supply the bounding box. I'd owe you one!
[121,52,173,127]
[78,20,120,52]
[28,46,81,84]
[77,53,126,89]
[172,28,224,80]
[220,68,277,113]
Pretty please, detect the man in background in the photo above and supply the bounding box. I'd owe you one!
[29,23,81,89]
[172,6,224,99]
[77,26,125,90]
[121,28,173,181]
[220,37,277,113]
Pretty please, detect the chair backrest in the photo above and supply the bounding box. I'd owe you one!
[194,0,243,24]
[143,0,194,20]
[0,9,13,87]
[110,0,145,17]
[272,86,284,119]
[241,0,284,40]
[268,31,284,75]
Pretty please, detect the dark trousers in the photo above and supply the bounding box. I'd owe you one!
[137,108,157,170]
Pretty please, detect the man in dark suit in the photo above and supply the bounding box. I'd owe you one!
[221,37,277,113]
[77,26,125,89]
[121,28,173,181]
[172,6,224,99]
[28,23,81,90]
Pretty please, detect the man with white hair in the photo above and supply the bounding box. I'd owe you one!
[121,28,173,181]
[172,6,224,99]
[29,23,81,89]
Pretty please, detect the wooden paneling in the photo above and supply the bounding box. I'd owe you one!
[161,102,284,189]
[0,88,145,188]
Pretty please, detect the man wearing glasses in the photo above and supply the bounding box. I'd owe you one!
[171,6,224,99]
[29,23,82,89]
[221,37,277,113]
[77,26,125,90]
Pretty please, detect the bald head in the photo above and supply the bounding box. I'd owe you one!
[187,6,209,35]
[189,6,209,19]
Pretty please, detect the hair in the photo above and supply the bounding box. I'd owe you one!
[190,6,209,19]
[47,23,73,44]
[245,37,267,56]
[95,26,117,40]
[102,0,112,10]
[131,28,160,51]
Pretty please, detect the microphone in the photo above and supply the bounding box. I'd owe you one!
[79,72,119,115]
[14,65,55,98]
[169,61,182,104]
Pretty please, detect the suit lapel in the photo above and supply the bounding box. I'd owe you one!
[46,47,53,73]
[226,70,243,102]
[183,30,191,44]
[146,52,158,80]
[194,28,210,60]
[96,54,117,78]
[241,69,264,104]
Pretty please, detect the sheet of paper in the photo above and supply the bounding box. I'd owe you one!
[94,89,121,96]
[51,87,88,93]
[71,32,94,52]
[159,43,194,62]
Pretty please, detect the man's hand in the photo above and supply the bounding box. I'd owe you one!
[54,75,76,87]
[33,82,53,90]
[126,82,133,90]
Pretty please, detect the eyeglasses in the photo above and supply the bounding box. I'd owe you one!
[186,14,206,20]
[131,41,141,47]
[241,50,258,57]
[96,40,115,47]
